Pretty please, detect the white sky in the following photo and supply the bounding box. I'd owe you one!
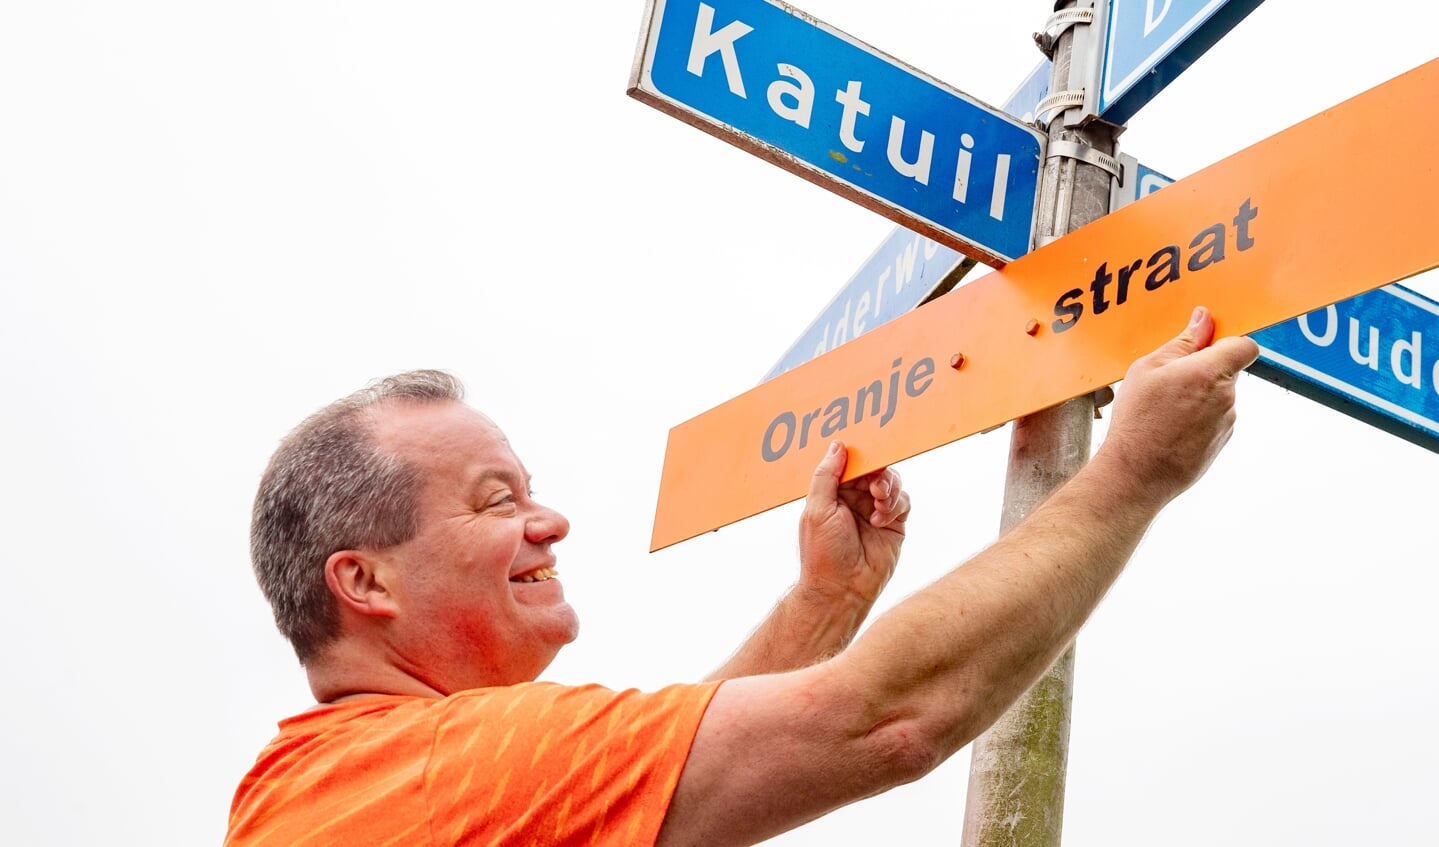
[2,1,1436,844]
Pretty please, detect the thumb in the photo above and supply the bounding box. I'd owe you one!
[1205,334,1262,378]
[806,440,848,508]
[1150,306,1217,364]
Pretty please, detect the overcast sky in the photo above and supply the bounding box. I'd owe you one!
[3,1,1436,844]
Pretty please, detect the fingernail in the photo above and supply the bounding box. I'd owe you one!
[828,440,841,456]
[1190,306,1205,326]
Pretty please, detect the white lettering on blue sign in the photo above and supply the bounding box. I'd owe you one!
[1144,0,1175,36]
[1254,285,1439,449]
[687,4,750,96]
[684,3,1016,219]
[1294,303,1426,390]
[1099,0,1263,124]
[639,0,1042,262]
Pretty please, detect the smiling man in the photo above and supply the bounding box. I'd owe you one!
[228,368,910,845]
[227,308,1258,846]
[308,399,580,696]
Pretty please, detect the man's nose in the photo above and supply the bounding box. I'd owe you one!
[526,503,569,544]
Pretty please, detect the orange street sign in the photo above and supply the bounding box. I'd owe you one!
[651,56,1439,551]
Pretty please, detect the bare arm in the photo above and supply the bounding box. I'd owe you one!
[705,461,909,680]
[660,307,1260,847]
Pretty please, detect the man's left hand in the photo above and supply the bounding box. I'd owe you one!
[798,440,910,614]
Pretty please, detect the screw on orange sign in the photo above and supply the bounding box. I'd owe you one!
[649,55,1439,552]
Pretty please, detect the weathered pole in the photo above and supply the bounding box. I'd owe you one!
[960,3,1121,845]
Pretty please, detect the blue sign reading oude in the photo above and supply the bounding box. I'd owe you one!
[1251,287,1439,452]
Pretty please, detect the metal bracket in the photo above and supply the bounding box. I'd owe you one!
[1033,7,1095,57]
[1035,89,1085,125]
[1113,153,1130,189]
[1046,138,1121,180]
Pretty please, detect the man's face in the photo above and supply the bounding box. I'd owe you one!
[369,401,577,691]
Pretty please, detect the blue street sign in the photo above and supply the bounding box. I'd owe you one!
[1112,156,1439,452]
[629,0,1045,265]
[1099,0,1265,125]
[1001,59,1053,125]
[1250,287,1439,453]
[761,230,969,382]
[762,61,1053,381]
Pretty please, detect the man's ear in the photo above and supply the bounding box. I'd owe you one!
[324,550,401,619]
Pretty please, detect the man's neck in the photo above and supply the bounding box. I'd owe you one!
[306,641,450,703]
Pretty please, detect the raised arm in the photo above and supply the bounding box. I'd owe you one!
[661,307,1260,847]
[705,459,909,680]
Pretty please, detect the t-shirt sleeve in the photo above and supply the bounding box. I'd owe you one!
[425,681,720,847]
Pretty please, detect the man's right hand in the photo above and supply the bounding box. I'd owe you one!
[660,305,1261,847]
[1093,306,1259,509]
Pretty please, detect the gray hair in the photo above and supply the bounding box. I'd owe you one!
[250,369,465,663]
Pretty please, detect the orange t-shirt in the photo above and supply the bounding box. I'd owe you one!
[226,680,719,846]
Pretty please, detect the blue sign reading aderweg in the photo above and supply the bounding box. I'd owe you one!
[631,0,1044,264]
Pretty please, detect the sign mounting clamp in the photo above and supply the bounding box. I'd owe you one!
[1046,139,1121,178]
[1034,5,1096,56]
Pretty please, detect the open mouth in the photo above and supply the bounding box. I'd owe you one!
[510,566,558,584]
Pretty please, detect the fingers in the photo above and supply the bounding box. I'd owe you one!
[1146,306,1216,365]
[866,468,910,529]
[808,443,909,529]
[1136,306,1259,379]
[1204,334,1261,377]
[806,440,849,507]
[1102,305,1258,505]
[868,468,893,502]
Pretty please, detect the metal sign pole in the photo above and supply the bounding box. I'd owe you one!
[960,3,1118,843]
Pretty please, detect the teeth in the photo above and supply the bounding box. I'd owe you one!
[513,566,558,583]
